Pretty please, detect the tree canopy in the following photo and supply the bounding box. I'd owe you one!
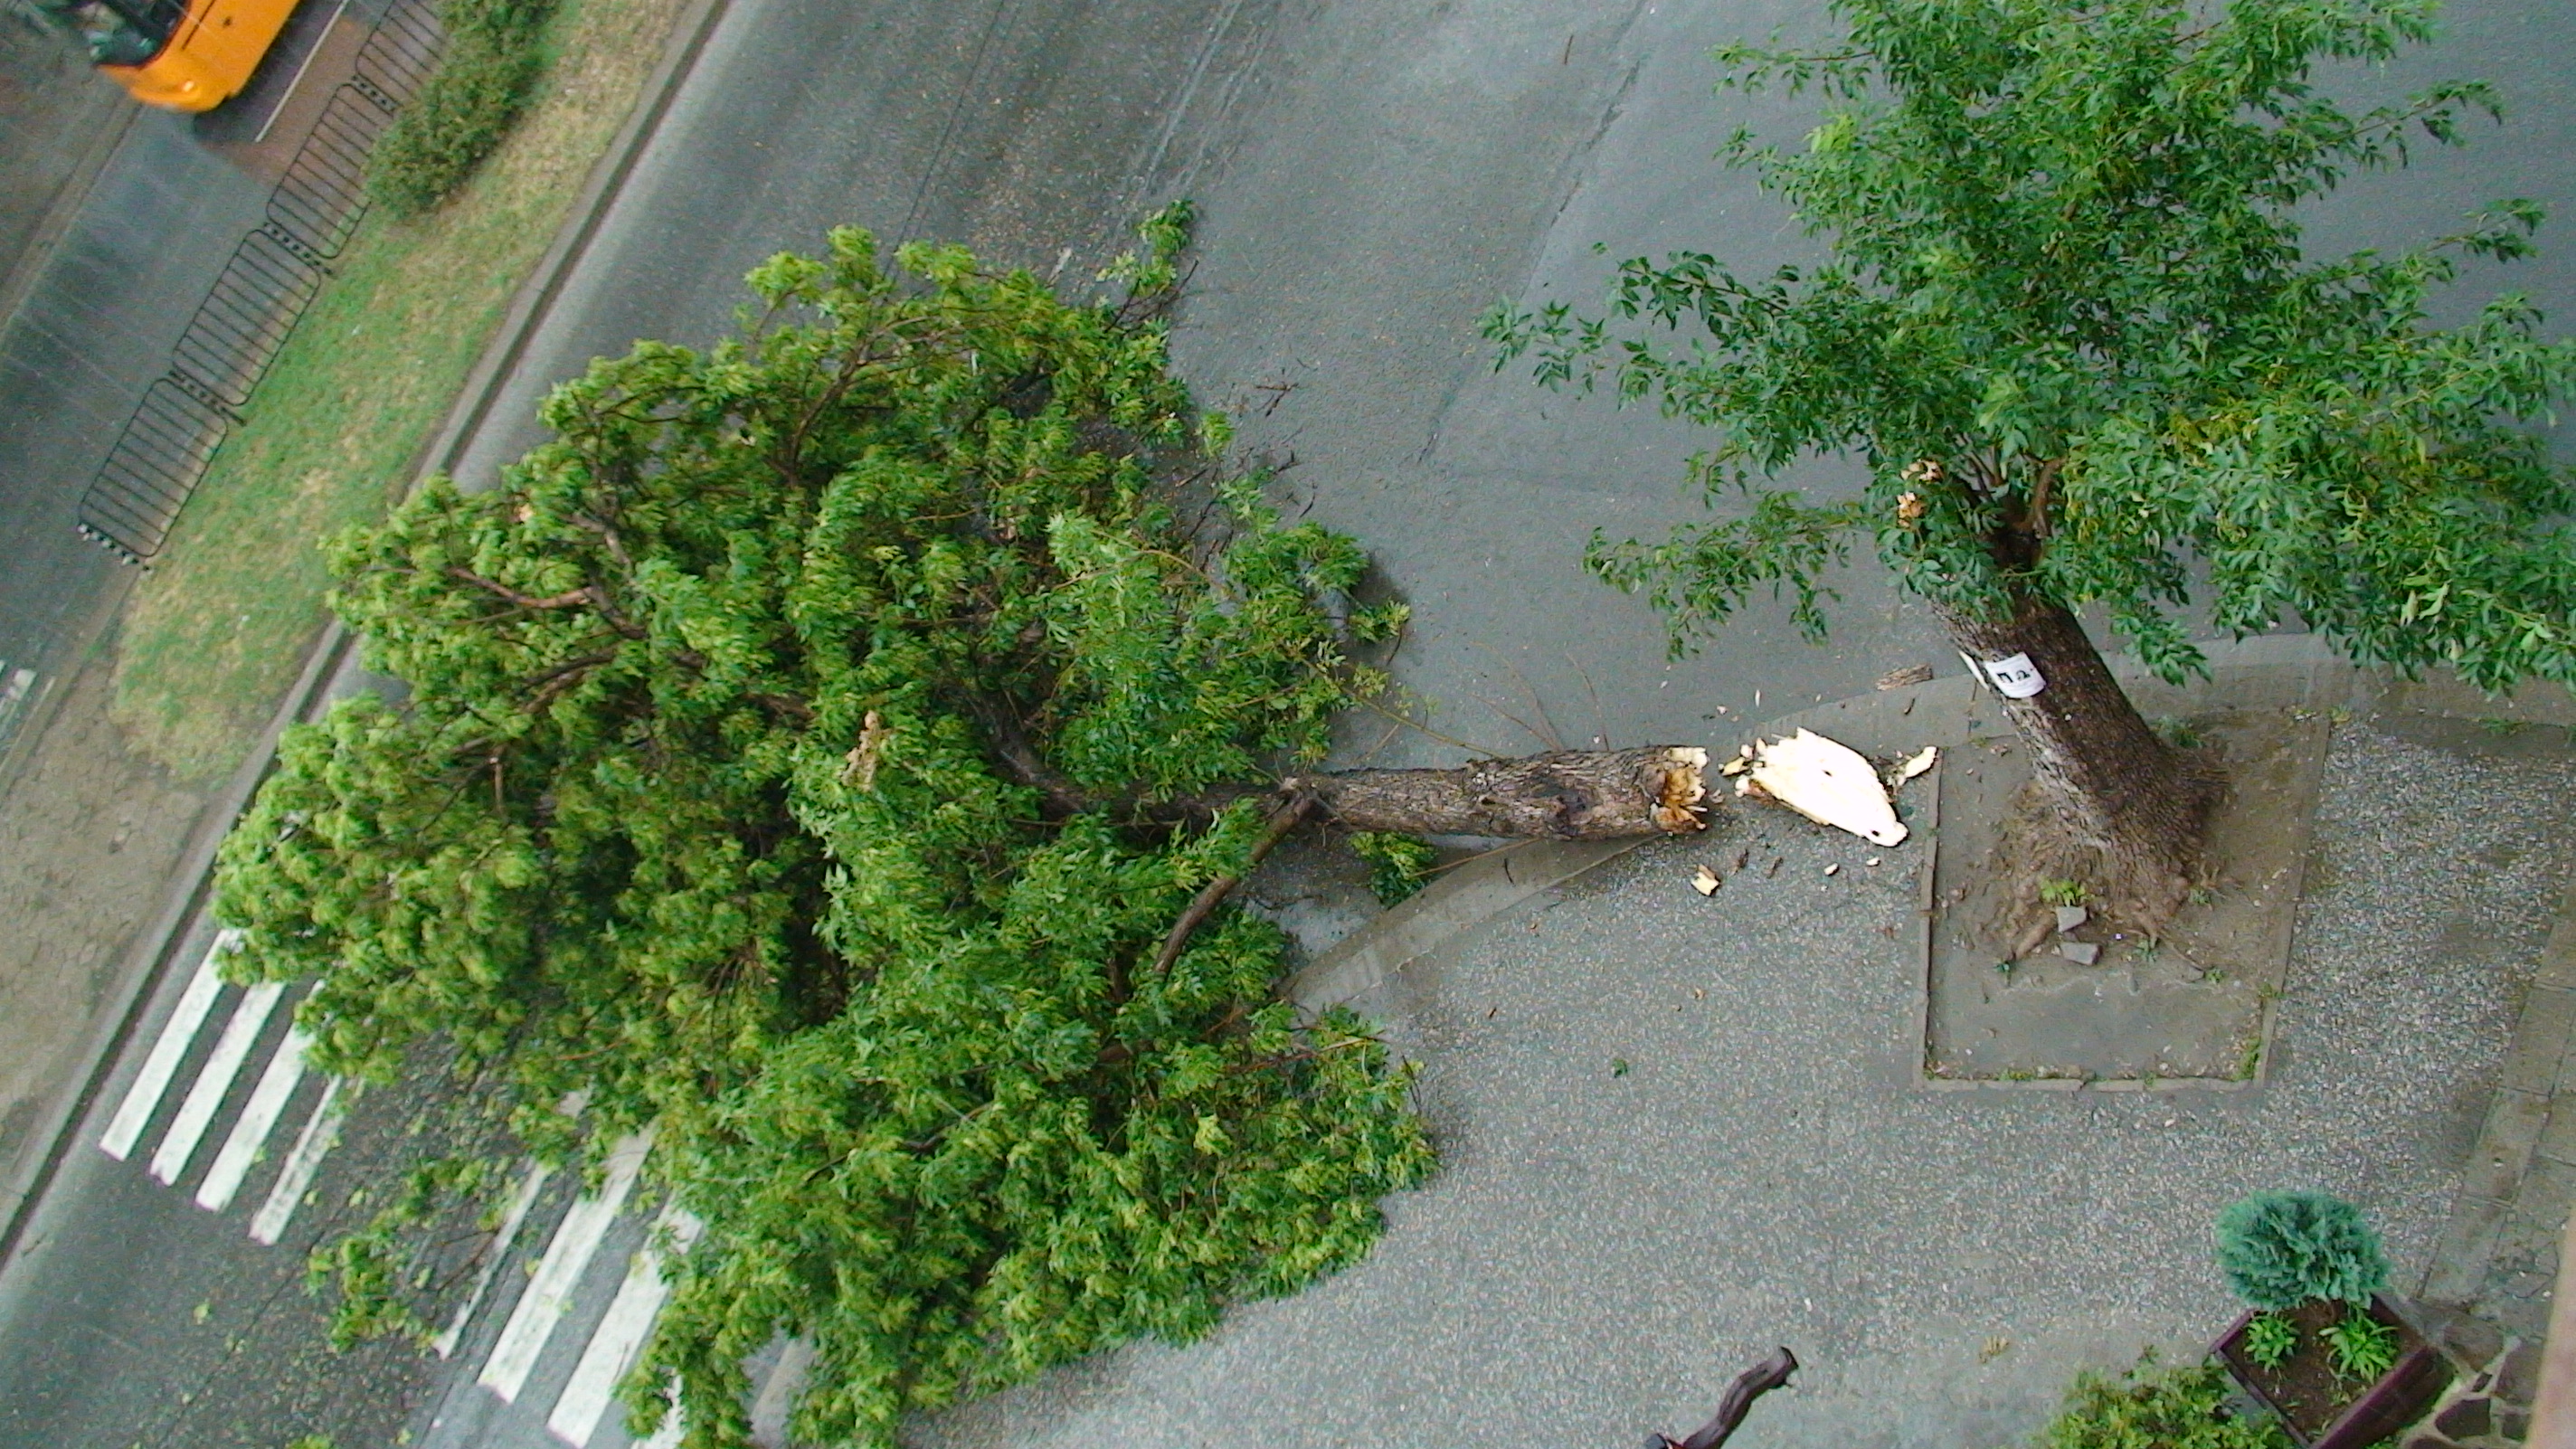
[213,212,1433,1448]
[1494,0,2576,685]
[1489,0,2576,919]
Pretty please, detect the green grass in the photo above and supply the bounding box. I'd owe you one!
[110,0,692,782]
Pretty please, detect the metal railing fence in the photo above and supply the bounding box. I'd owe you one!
[75,0,443,564]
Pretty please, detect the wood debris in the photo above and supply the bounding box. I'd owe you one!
[1733,728,1909,847]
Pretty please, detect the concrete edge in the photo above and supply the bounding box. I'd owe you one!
[0,0,734,1277]
[2421,870,2576,1302]
[1908,764,1938,1088]
[1289,838,1648,1011]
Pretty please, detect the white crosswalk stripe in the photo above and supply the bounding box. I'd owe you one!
[479,1133,650,1402]
[150,978,286,1186]
[546,1207,703,1445]
[97,933,765,1449]
[196,1007,312,1211]
[250,1075,344,1245]
[747,1337,815,1448]
[635,1405,686,1449]
[99,929,237,1160]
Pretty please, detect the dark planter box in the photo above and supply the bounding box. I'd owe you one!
[2213,1294,2453,1449]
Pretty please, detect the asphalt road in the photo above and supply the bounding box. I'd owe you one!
[0,109,260,740]
[3,0,2571,1447]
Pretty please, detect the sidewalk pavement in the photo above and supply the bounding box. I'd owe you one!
[911,636,2576,1449]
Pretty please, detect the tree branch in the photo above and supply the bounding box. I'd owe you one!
[445,568,592,611]
[1147,792,1315,980]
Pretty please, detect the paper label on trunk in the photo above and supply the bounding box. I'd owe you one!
[1979,651,2046,698]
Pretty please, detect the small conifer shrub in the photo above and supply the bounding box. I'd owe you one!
[2213,1191,2391,1311]
[365,0,558,215]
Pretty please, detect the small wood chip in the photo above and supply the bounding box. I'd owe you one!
[1691,866,1721,895]
[1876,663,1936,689]
[1823,863,1842,876]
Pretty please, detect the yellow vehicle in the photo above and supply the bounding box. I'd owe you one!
[62,0,304,111]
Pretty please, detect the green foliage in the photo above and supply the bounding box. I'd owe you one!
[366,0,559,215]
[307,1152,495,1350]
[1490,0,2576,694]
[1350,831,1437,904]
[2039,878,2088,908]
[2241,1312,2298,1371]
[2214,1191,2391,1311]
[2156,717,2205,751]
[213,209,1432,1448]
[2322,1306,2401,1382]
[2022,1356,2291,1449]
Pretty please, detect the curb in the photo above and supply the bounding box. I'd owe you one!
[2422,864,2576,1310]
[0,0,734,1276]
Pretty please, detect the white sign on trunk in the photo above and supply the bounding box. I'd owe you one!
[1979,651,2047,698]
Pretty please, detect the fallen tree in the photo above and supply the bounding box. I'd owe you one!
[214,211,1707,1449]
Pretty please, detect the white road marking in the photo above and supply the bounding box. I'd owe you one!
[100,929,238,1160]
[546,1207,703,1445]
[478,1134,649,1402]
[434,1160,553,1359]
[196,1004,312,1211]
[149,978,285,1186]
[250,1075,344,1245]
[747,1336,815,1448]
[0,666,39,740]
[635,1403,685,1449]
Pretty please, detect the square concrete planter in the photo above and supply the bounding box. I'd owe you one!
[2213,1295,2453,1449]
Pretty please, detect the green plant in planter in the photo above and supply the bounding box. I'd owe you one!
[2214,1191,2391,1311]
[2322,1308,2401,1383]
[2240,1312,2299,1372]
[2026,1356,2292,1449]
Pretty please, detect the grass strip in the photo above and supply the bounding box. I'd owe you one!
[110,0,692,783]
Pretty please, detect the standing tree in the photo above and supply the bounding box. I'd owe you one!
[1491,0,2576,925]
[215,212,1710,1449]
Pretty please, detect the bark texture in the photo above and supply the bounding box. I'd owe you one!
[1283,746,1710,840]
[1937,589,2217,925]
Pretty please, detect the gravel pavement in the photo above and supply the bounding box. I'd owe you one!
[913,715,2576,1449]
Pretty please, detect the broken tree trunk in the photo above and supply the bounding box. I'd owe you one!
[1141,751,1706,990]
[1935,587,2218,926]
[1283,745,1711,839]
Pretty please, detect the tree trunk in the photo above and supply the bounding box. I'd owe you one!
[1283,745,1710,840]
[1933,588,2216,925]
